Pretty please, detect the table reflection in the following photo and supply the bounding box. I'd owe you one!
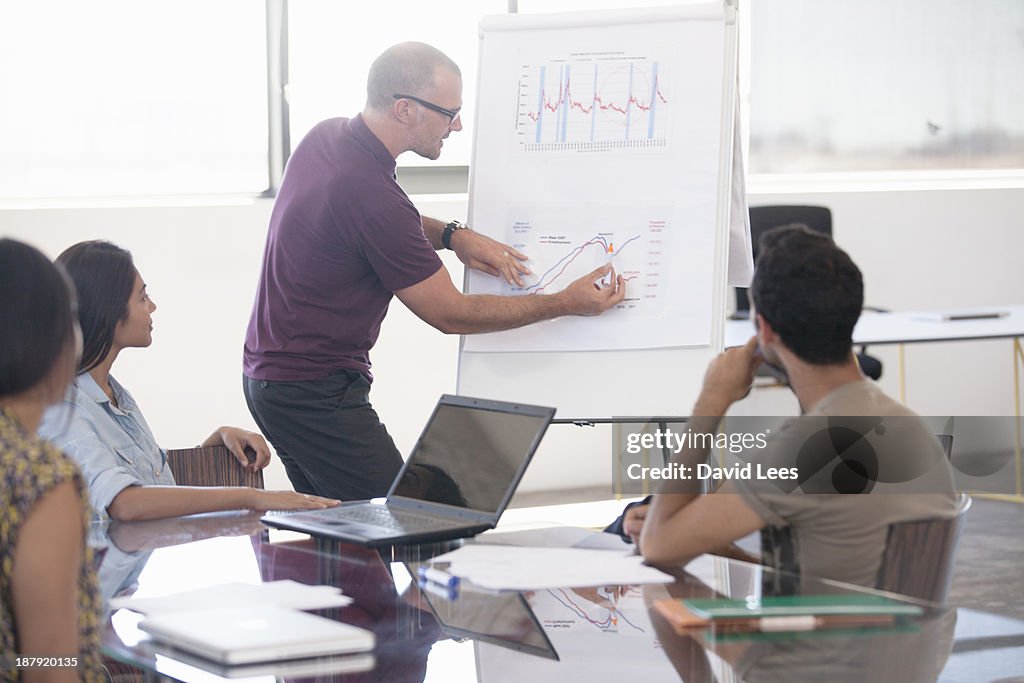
[92,513,993,683]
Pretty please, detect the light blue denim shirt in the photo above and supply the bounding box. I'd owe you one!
[39,373,175,519]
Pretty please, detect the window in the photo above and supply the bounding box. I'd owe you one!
[286,0,507,169]
[516,0,687,12]
[748,0,1024,173]
[5,1,1021,201]
[0,1,268,199]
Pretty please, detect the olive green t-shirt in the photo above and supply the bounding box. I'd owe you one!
[731,381,958,588]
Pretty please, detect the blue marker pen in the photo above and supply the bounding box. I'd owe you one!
[419,576,459,600]
[418,566,460,589]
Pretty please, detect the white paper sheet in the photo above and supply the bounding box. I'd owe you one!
[477,526,634,551]
[431,545,673,590]
[464,15,727,353]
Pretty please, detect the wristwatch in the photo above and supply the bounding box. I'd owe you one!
[441,220,468,250]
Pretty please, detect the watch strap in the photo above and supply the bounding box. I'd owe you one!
[442,220,466,250]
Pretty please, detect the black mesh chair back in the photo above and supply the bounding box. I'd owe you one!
[735,205,833,316]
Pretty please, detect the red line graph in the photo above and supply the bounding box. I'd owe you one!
[526,73,668,123]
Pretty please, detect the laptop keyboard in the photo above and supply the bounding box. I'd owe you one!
[328,506,458,532]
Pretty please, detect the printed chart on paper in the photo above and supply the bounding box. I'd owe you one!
[506,208,668,319]
[464,203,712,353]
[515,54,671,153]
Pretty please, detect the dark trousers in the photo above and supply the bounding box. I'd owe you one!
[243,370,404,501]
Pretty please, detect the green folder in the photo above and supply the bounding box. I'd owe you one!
[683,594,923,620]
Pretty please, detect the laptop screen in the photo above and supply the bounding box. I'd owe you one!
[390,398,553,514]
[419,583,558,660]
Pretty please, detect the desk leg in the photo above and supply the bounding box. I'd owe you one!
[898,344,907,404]
[979,337,1024,504]
[1015,338,1022,497]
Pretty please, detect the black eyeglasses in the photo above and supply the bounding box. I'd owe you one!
[393,93,461,124]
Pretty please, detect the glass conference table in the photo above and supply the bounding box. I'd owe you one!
[95,510,1024,682]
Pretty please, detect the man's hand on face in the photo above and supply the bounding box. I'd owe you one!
[698,336,763,412]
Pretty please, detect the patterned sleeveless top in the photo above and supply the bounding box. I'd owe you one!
[0,408,104,682]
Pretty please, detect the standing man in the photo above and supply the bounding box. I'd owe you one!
[244,42,625,501]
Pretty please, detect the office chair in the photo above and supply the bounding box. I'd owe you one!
[761,433,965,601]
[737,204,884,381]
[165,445,265,488]
[99,446,264,682]
[760,494,970,603]
[875,493,971,603]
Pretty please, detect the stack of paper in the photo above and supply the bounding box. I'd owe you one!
[111,579,352,614]
[477,525,633,550]
[432,544,673,590]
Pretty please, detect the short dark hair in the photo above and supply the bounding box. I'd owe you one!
[749,224,863,365]
[56,241,136,374]
[365,41,461,111]
[0,239,78,398]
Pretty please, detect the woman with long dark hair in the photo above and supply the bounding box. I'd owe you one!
[40,240,338,521]
[0,238,104,681]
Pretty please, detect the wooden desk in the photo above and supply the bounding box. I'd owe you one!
[95,511,1024,682]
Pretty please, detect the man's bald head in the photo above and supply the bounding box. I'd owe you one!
[366,42,461,111]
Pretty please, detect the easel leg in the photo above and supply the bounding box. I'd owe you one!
[613,422,623,500]
[898,343,907,404]
[659,419,671,469]
[1014,338,1022,497]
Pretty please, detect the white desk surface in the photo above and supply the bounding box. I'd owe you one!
[725,304,1024,348]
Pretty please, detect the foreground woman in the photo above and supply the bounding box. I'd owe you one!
[0,238,104,681]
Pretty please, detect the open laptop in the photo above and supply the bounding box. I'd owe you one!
[262,394,555,547]
[139,604,375,665]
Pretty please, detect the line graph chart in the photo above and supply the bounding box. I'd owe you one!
[516,56,669,153]
[525,233,642,294]
[464,201,695,352]
[501,205,670,317]
[543,588,647,635]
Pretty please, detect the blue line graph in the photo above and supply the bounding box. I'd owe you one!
[496,208,670,319]
[525,233,642,294]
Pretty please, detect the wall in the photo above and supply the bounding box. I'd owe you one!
[2,185,1022,495]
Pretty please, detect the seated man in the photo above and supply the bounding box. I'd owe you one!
[633,225,957,588]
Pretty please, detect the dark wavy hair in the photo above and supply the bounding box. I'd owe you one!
[0,239,78,398]
[750,224,863,365]
[56,241,136,374]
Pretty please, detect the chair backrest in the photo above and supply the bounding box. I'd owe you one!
[165,445,265,489]
[760,434,964,600]
[736,205,833,315]
[875,493,971,603]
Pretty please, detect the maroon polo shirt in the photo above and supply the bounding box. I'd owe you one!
[243,115,443,382]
